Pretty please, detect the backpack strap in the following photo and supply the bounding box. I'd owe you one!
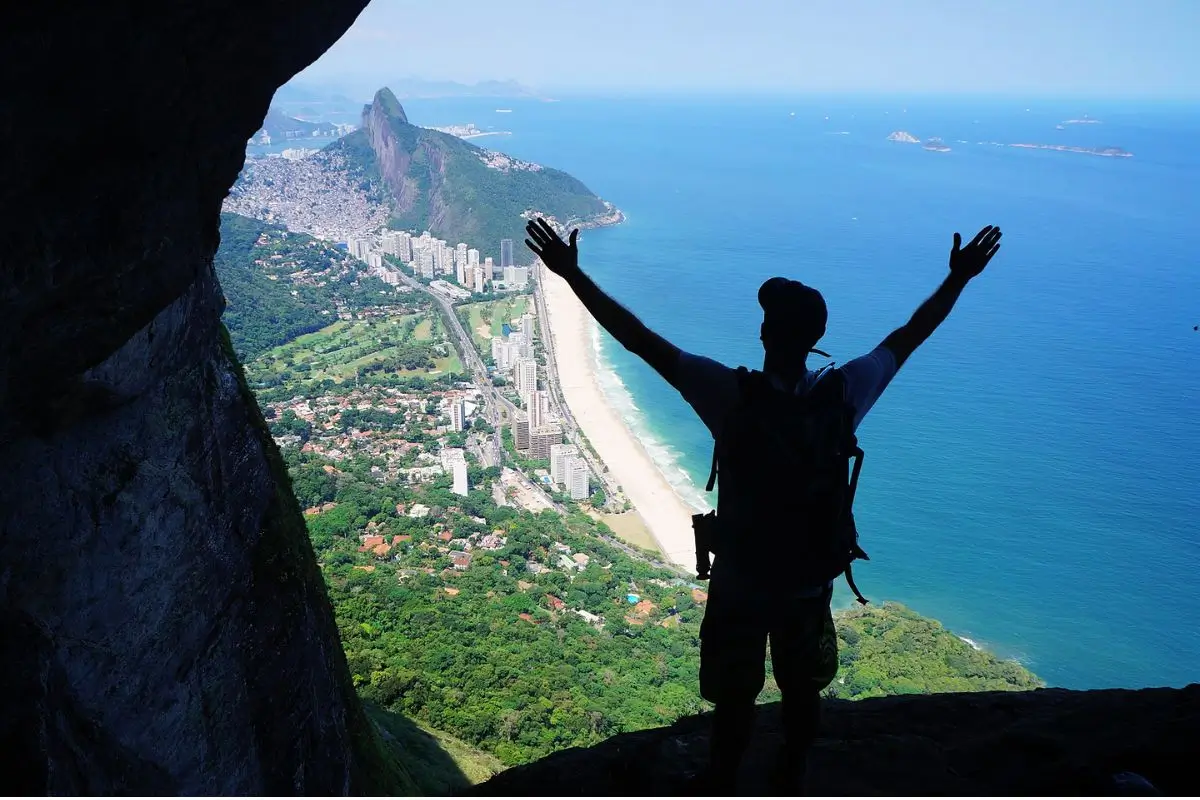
[822,367,871,605]
[705,367,756,493]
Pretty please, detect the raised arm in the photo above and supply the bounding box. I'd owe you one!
[525,218,681,385]
[881,225,1002,369]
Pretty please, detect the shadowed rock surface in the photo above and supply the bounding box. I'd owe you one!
[0,1,428,795]
[475,686,1198,796]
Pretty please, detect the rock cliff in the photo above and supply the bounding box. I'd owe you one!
[322,88,616,254]
[0,1,413,794]
[476,685,1198,796]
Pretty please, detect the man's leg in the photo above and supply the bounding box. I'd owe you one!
[698,562,768,794]
[707,701,757,793]
[769,588,838,793]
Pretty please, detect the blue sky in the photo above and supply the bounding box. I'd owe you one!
[294,0,1200,97]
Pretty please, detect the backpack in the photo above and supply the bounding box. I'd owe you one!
[691,363,871,604]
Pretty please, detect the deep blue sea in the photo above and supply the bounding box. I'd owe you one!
[381,93,1200,691]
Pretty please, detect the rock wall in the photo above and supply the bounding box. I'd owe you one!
[0,2,410,794]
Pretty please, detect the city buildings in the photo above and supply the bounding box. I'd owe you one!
[514,358,537,401]
[513,413,530,450]
[566,457,590,500]
[527,388,548,429]
[503,265,530,288]
[550,443,579,484]
[449,399,465,432]
[500,238,514,269]
[528,424,563,460]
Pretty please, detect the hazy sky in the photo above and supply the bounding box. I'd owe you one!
[294,0,1200,97]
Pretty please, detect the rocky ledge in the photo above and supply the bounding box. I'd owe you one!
[475,685,1198,796]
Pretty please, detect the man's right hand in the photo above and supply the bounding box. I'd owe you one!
[525,218,580,277]
[949,225,1003,281]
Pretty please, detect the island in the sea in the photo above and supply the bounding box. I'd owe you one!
[1063,116,1102,125]
[887,130,920,144]
[922,137,952,153]
[1010,143,1133,158]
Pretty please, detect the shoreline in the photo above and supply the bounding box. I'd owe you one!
[538,265,700,571]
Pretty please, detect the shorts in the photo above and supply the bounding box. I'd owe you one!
[698,559,838,704]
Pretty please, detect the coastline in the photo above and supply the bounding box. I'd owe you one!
[538,265,701,570]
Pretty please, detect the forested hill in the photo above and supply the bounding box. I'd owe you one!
[214,212,399,360]
[323,88,619,256]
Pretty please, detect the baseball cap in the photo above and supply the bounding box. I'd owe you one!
[758,277,828,346]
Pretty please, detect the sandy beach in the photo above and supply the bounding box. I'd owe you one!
[539,267,700,571]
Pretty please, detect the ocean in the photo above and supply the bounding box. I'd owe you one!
[382,93,1200,691]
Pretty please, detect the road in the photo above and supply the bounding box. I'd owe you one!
[530,264,624,507]
[394,259,622,509]
[391,268,506,467]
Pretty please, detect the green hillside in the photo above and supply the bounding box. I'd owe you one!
[215,212,407,361]
[324,88,613,260]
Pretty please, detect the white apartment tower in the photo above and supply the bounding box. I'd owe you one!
[452,460,469,497]
[515,358,537,401]
[527,388,546,429]
[521,313,535,347]
[567,457,590,500]
[550,443,579,485]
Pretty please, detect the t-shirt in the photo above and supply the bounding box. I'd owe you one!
[675,345,898,441]
[674,345,899,593]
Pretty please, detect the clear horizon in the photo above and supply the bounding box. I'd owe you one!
[291,0,1200,100]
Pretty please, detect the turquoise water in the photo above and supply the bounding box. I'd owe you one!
[396,94,1200,690]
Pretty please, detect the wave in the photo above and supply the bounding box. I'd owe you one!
[586,321,714,513]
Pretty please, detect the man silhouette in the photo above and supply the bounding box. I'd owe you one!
[525,218,1002,794]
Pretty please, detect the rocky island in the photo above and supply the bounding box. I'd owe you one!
[887,130,920,144]
[1010,143,1132,158]
[922,137,951,153]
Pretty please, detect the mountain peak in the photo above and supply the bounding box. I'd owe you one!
[371,87,408,125]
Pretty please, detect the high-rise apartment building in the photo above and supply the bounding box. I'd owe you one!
[550,443,579,485]
[449,400,465,432]
[512,413,530,451]
[514,358,537,400]
[500,238,514,268]
[528,424,563,460]
[527,388,546,429]
[566,457,590,500]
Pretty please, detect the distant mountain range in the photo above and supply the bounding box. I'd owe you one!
[255,107,342,140]
[321,87,619,255]
[383,77,548,100]
[275,76,550,104]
